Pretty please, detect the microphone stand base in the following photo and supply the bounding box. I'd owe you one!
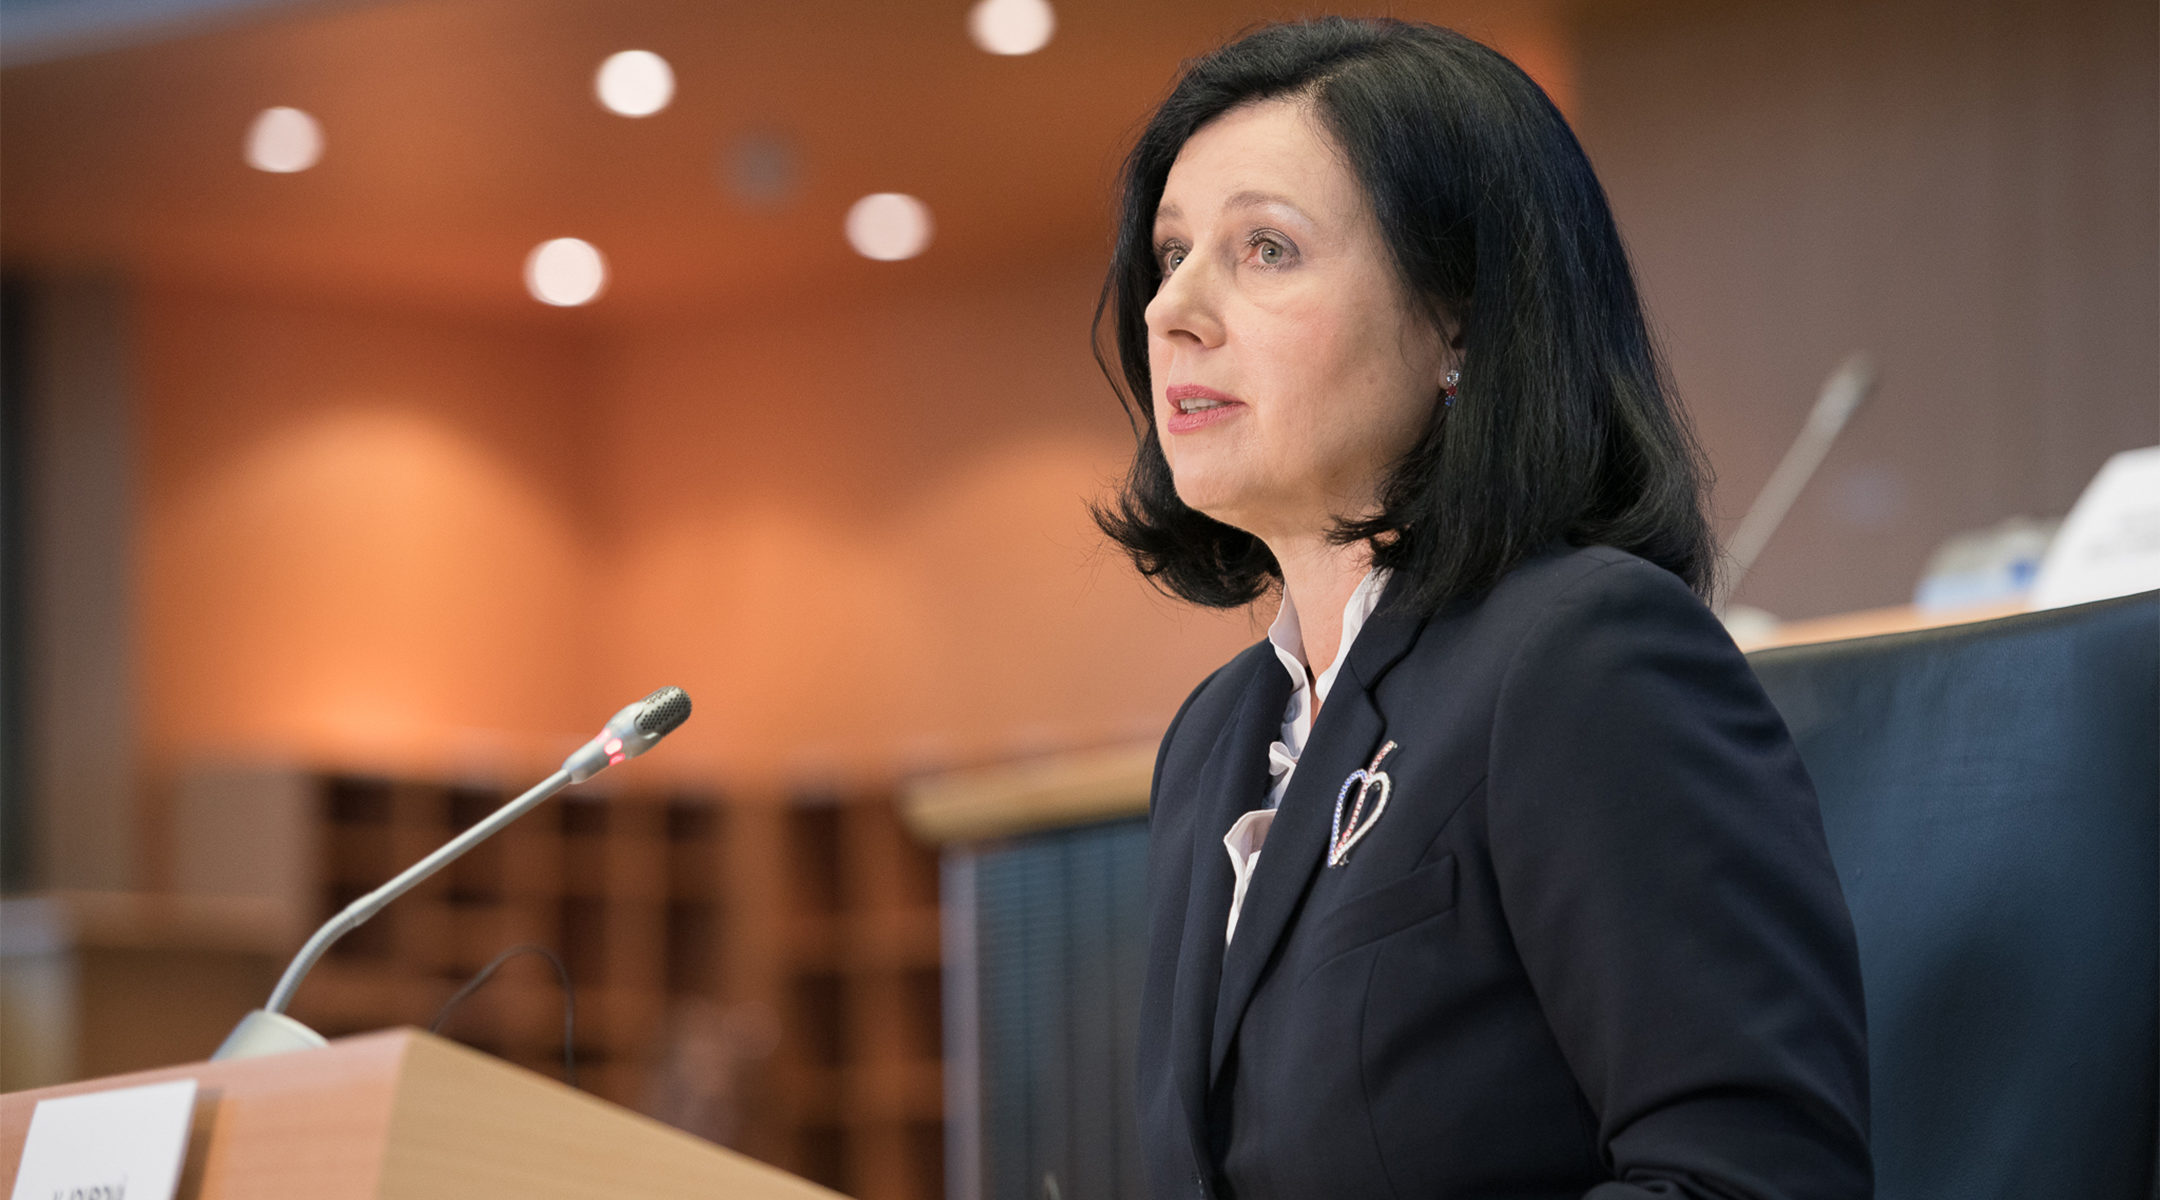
[213,1009,330,1061]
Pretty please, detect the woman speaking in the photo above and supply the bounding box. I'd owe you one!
[1096,18,1872,1200]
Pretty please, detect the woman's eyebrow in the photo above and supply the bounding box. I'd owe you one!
[1220,189,1312,222]
[1155,191,1315,230]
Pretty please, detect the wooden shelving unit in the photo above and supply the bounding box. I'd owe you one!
[291,771,944,1200]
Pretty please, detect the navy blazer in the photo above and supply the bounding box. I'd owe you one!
[1137,546,1871,1200]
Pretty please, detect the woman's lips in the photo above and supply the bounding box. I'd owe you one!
[1164,383,1245,435]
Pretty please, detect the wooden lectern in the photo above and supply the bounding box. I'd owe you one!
[0,1028,847,1199]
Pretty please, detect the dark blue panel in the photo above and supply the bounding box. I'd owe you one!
[966,818,1150,1200]
[1751,591,2158,1200]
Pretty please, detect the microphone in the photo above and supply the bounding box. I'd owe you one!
[560,685,693,782]
[212,687,693,1062]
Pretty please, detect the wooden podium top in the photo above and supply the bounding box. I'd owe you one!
[1,1028,846,1200]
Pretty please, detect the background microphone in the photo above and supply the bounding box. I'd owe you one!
[1718,352,1878,626]
[212,686,694,1061]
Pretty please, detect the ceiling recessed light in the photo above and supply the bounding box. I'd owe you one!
[525,238,608,306]
[969,0,1055,56]
[596,50,675,117]
[245,107,323,173]
[846,194,933,262]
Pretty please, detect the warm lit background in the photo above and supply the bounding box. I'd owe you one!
[1,0,2152,1194]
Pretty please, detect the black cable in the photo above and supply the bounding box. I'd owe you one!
[429,943,577,1088]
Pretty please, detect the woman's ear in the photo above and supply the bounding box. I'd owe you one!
[1433,305,1467,355]
[1437,327,1465,385]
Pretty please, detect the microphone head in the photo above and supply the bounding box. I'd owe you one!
[636,686,692,738]
[562,686,693,782]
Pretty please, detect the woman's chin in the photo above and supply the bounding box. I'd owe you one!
[1171,478,1238,523]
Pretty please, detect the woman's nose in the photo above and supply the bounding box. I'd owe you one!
[1144,257,1225,349]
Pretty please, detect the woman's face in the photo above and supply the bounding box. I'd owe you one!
[1146,97,1448,547]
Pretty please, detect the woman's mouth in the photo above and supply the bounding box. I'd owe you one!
[1165,384,1244,433]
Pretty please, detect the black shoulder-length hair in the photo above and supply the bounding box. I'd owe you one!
[1093,16,1715,616]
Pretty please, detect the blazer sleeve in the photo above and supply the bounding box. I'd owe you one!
[1487,558,1872,1200]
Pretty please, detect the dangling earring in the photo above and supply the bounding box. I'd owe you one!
[1442,367,1461,408]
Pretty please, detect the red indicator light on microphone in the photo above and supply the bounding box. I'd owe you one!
[604,737,624,755]
[608,752,626,765]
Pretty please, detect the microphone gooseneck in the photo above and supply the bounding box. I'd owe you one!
[214,687,693,1060]
[1718,352,1878,614]
[260,768,574,1016]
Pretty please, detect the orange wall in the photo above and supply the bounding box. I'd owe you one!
[138,286,602,779]
[135,266,1257,792]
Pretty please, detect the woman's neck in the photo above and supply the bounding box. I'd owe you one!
[1270,533,1374,683]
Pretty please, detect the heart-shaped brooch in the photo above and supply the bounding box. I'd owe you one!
[1327,740,1398,868]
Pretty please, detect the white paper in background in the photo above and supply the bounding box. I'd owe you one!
[8,1078,198,1200]
[2032,445,2160,610]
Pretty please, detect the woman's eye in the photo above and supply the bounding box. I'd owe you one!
[1250,235,1289,266]
[1161,245,1187,272]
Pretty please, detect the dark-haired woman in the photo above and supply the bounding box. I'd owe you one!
[1100,18,1871,1200]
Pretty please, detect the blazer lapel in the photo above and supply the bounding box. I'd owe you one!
[1208,594,1426,1086]
[1170,654,1291,1167]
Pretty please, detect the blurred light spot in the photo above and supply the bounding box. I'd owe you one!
[245,107,323,173]
[725,131,799,208]
[969,0,1055,55]
[596,50,675,117]
[524,238,607,306]
[845,193,933,261]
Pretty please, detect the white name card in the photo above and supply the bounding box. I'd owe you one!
[8,1079,198,1200]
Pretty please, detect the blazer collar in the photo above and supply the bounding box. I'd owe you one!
[1206,581,1427,1087]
